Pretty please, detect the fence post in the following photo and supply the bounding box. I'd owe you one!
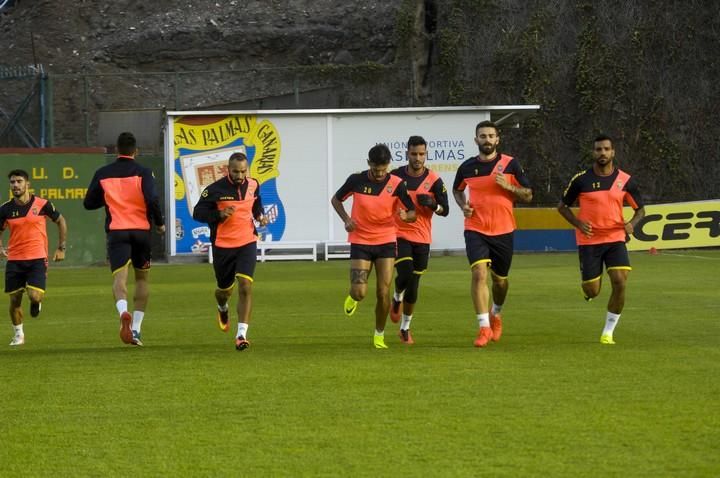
[83,75,90,146]
[45,73,54,146]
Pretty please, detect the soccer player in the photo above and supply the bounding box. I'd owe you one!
[193,152,268,351]
[453,120,533,347]
[0,169,67,346]
[331,143,416,349]
[557,134,645,345]
[84,132,165,346]
[389,135,449,344]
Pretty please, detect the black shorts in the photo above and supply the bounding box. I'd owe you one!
[464,230,514,278]
[350,242,397,261]
[4,259,48,294]
[396,238,430,273]
[107,230,152,273]
[213,242,258,290]
[578,242,631,282]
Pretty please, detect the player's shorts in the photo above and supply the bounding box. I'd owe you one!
[396,237,430,272]
[212,242,258,290]
[464,230,514,278]
[4,259,48,294]
[578,241,631,282]
[350,242,397,261]
[107,229,152,273]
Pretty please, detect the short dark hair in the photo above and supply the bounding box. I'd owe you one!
[8,169,29,180]
[475,120,499,135]
[407,135,427,149]
[368,144,392,165]
[117,132,137,155]
[229,152,248,163]
[594,134,613,146]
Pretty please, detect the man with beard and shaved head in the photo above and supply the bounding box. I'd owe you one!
[193,152,268,351]
[388,135,449,345]
[558,134,645,345]
[453,120,533,348]
[0,169,67,346]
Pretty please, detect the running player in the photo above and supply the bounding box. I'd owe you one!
[452,120,533,347]
[558,134,645,344]
[331,143,416,349]
[389,135,449,344]
[1,169,67,346]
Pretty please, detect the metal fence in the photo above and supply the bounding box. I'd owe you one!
[0,63,415,146]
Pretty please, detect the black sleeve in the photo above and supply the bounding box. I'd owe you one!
[334,174,358,201]
[192,187,221,224]
[41,200,62,222]
[624,176,644,209]
[431,177,449,217]
[452,166,466,191]
[142,168,164,227]
[510,158,532,189]
[394,181,416,211]
[83,172,105,210]
[252,180,264,220]
[561,173,582,206]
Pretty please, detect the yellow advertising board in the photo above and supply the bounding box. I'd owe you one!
[625,200,720,251]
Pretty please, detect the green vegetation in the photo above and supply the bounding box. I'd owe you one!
[1,252,718,476]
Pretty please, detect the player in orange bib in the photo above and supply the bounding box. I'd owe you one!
[389,136,449,345]
[84,132,166,346]
[193,152,268,351]
[453,121,533,348]
[1,169,67,346]
[558,134,645,345]
[331,144,416,349]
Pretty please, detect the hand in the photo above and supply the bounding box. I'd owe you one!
[462,203,474,218]
[258,215,269,226]
[344,218,356,232]
[53,247,66,262]
[495,172,511,190]
[416,194,437,210]
[624,222,634,235]
[219,206,236,222]
[0,246,7,259]
[399,209,416,223]
[156,224,166,234]
[578,221,593,237]
[495,172,519,194]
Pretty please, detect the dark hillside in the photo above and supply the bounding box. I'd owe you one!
[2,0,719,202]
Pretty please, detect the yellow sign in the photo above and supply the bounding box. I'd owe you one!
[625,200,720,251]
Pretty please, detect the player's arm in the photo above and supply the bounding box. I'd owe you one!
[557,177,591,236]
[496,159,533,203]
[52,214,68,261]
[41,201,67,260]
[499,179,533,203]
[192,187,222,224]
[623,178,645,235]
[141,168,165,233]
[0,222,6,259]
[624,207,645,235]
[419,178,449,217]
[252,180,268,226]
[83,172,105,210]
[331,176,356,231]
[395,181,416,223]
[452,169,474,217]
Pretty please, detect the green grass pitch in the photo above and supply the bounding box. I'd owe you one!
[1,250,718,476]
